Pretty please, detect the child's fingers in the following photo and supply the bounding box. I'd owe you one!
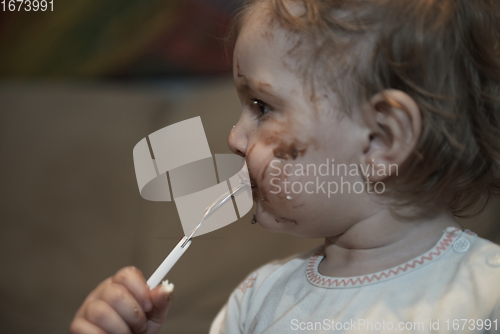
[145,284,174,334]
[100,282,149,334]
[111,266,153,312]
[84,299,132,334]
[69,317,107,334]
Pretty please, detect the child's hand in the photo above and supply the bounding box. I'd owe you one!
[69,266,173,334]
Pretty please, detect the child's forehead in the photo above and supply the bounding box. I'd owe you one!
[238,3,301,45]
[239,11,278,43]
[236,18,302,75]
[235,19,291,70]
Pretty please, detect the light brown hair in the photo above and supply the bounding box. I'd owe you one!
[228,0,500,217]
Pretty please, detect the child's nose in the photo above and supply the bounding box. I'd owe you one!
[228,123,247,157]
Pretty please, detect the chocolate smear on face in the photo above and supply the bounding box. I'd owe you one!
[260,129,309,161]
[273,140,308,160]
[275,217,297,224]
[236,62,244,78]
[246,143,256,158]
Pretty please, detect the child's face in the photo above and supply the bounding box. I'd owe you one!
[229,12,375,238]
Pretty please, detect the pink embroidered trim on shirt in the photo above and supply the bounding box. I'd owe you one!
[306,227,464,288]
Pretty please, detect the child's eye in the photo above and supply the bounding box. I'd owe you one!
[251,99,272,116]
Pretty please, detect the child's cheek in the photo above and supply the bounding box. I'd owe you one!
[262,158,308,205]
[258,137,311,206]
[261,158,288,202]
[251,113,318,205]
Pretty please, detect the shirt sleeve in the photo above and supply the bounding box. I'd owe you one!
[207,248,316,333]
[208,302,228,334]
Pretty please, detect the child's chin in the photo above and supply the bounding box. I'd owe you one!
[255,208,298,232]
[257,218,288,233]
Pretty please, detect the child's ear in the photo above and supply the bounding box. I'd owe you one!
[361,89,421,182]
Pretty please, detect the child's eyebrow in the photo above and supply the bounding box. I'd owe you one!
[236,75,280,100]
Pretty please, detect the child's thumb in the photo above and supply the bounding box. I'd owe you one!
[145,280,174,334]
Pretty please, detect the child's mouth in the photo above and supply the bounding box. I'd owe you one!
[248,168,268,202]
[249,173,259,200]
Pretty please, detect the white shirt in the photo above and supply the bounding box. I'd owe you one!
[209,227,500,333]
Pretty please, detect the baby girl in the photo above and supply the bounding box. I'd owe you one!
[70,0,500,333]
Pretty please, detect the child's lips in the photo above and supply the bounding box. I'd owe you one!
[248,164,269,202]
[249,174,259,199]
[249,175,258,189]
[248,169,267,202]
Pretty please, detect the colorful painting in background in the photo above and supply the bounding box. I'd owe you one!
[0,0,241,78]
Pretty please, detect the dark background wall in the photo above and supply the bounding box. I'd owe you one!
[0,0,239,78]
